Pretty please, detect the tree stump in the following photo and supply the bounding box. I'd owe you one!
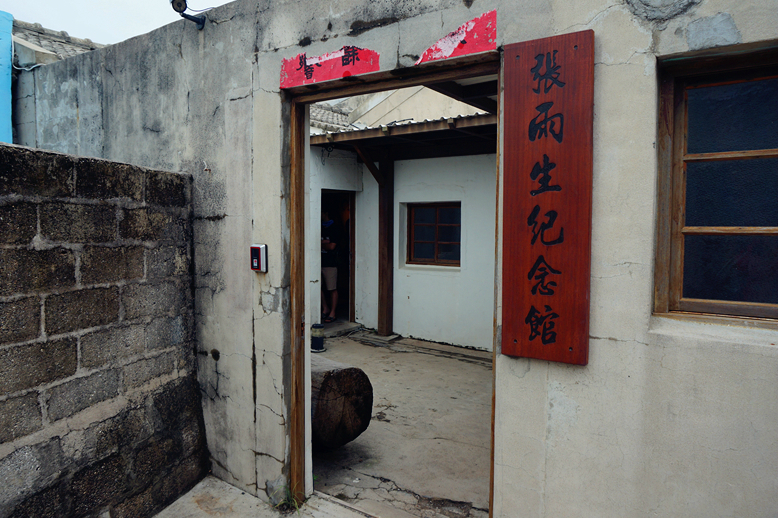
[311,355,373,449]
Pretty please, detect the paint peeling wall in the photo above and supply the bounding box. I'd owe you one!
[13,0,778,515]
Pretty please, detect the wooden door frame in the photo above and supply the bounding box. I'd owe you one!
[286,51,501,510]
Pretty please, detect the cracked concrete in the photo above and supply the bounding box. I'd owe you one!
[157,475,374,518]
[312,333,491,518]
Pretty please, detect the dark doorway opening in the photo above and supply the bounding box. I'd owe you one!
[321,189,355,323]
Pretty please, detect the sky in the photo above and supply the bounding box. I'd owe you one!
[0,0,233,45]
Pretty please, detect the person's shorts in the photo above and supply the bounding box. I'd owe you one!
[322,267,337,291]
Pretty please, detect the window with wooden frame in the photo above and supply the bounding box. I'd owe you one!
[407,203,461,266]
[656,52,778,320]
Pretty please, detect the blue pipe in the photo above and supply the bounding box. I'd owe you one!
[0,11,12,144]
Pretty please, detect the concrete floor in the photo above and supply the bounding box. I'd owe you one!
[157,331,492,518]
[313,332,493,518]
[155,476,374,518]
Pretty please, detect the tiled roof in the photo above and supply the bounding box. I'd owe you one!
[310,103,352,133]
[312,112,495,138]
[13,19,104,60]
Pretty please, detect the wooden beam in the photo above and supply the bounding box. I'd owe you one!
[349,192,356,323]
[352,144,383,185]
[446,117,496,142]
[377,159,394,336]
[385,141,496,161]
[289,54,500,104]
[310,114,497,146]
[288,100,306,503]
[489,68,501,518]
[427,80,498,114]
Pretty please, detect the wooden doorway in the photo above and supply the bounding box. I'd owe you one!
[287,52,501,511]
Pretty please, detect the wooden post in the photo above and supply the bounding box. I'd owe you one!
[288,100,306,502]
[377,158,394,336]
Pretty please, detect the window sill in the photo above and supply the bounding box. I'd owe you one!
[649,311,778,348]
[400,263,461,273]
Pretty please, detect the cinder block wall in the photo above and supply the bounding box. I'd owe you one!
[0,144,208,517]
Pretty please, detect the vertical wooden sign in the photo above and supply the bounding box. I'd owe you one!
[501,30,594,365]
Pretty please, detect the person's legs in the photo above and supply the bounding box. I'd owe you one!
[328,288,338,319]
[322,267,338,321]
[321,287,330,316]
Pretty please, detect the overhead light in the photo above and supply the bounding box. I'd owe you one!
[170,0,187,13]
[169,0,205,30]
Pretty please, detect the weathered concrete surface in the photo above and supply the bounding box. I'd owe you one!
[686,12,741,50]
[156,475,375,518]
[13,0,778,516]
[0,145,205,517]
[313,334,491,518]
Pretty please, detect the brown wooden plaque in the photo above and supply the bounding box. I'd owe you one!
[501,30,594,365]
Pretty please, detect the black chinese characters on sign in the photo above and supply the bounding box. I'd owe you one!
[531,51,566,94]
[502,30,593,365]
[530,154,561,196]
[342,46,360,67]
[528,255,561,295]
[525,305,559,344]
[296,53,321,80]
[525,49,566,346]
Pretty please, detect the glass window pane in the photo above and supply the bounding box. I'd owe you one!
[687,77,778,154]
[413,207,436,224]
[438,207,461,224]
[413,242,435,260]
[683,235,778,304]
[414,225,435,241]
[686,157,778,227]
[438,225,461,243]
[437,243,460,262]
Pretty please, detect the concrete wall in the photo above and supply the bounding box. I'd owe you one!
[492,3,778,517]
[0,144,206,517]
[393,155,496,351]
[12,4,288,500]
[13,0,778,515]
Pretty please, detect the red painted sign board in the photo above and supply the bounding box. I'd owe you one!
[414,10,496,65]
[280,46,380,89]
[501,30,594,365]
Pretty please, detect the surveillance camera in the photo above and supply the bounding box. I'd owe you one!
[170,0,187,13]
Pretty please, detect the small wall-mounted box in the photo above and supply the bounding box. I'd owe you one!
[250,244,268,272]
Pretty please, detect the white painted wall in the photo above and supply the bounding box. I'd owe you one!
[355,171,380,330]
[320,152,496,349]
[306,147,363,326]
[393,155,497,350]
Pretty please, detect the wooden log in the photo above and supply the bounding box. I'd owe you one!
[311,355,373,449]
